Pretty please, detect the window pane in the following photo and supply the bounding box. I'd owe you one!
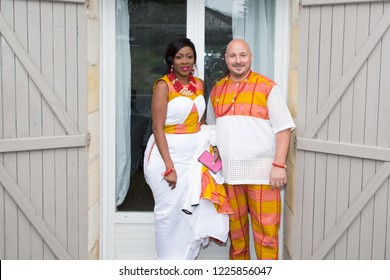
[205,0,276,95]
[204,0,232,98]
[117,0,187,211]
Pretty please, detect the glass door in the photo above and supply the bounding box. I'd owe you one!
[102,0,288,259]
[116,0,281,213]
[116,0,188,212]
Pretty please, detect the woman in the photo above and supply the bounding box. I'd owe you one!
[143,37,207,259]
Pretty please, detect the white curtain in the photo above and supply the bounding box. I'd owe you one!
[232,0,275,78]
[115,0,131,206]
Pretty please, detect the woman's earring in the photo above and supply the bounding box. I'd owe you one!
[191,65,196,75]
[170,65,174,74]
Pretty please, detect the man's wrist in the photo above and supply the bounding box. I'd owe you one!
[272,162,287,170]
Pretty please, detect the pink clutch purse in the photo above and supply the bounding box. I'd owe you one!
[198,150,222,174]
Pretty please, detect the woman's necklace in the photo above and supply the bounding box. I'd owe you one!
[216,71,251,116]
[167,72,197,96]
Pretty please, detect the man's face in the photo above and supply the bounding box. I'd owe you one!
[225,40,252,81]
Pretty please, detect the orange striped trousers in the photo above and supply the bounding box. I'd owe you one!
[225,184,281,260]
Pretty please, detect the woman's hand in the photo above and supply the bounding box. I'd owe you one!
[163,168,177,189]
[212,146,220,164]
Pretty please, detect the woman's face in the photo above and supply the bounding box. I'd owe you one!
[172,46,195,78]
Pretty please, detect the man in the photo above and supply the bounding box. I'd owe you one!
[206,38,295,260]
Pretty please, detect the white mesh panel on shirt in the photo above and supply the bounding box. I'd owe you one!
[223,155,273,185]
[217,116,276,184]
[267,86,296,134]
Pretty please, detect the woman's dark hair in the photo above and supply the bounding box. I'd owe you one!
[165,37,197,73]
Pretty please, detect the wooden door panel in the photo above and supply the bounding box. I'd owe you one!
[294,0,390,259]
[0,0,87,260]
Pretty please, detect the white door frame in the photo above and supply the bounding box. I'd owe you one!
[100,0,116,259]
[100,0,290,260]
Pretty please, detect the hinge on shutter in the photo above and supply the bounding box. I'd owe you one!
[86,0,90,8]
[294,135,297,149]
[87,132,91,147]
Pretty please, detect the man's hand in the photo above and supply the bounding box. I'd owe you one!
[269,166,286,189]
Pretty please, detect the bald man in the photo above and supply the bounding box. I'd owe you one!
[206,38,295,260]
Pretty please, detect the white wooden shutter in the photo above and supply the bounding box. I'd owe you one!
[0,0,87,259]
[294,0,390,259]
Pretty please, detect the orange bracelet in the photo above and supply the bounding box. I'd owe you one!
[272,162,287,169]
[162,168,175,176]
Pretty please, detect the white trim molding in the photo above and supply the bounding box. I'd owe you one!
[187,0,205,80]
[274,0,290,100]
[100,0,117,260]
